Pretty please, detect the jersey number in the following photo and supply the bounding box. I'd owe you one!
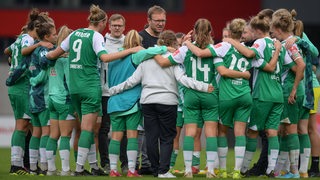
[12,46,19,68]
[271,50,281,74]
[71,39,82,63]
[229,54,249,72]
[191,56,210,82]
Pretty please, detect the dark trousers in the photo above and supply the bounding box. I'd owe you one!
[137,130,151,169]
[142,104,177,175]
[256,130,268,169]
[99,96,111,167]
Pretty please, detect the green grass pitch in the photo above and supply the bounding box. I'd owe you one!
[0,148,262,179]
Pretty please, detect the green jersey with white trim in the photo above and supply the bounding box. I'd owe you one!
[8,34,34,95]
[281,36,304,97]
[250,37,290,102]
[209,42,251,100]
[60,28,107,94]
[168,45,217,88]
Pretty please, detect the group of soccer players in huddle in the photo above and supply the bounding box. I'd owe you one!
[4,3,320,179]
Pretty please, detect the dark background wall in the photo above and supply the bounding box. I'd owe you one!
[0,0,319,115]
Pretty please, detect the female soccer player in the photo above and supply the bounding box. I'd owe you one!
[45,26,75,176]
[223,15,291,177]
[283,16,319,178]
[184,18,254,179]
[270,9,306,178]
[45,4,142,175]
[28,22,57,175]
[153,18,249,178]
[5,9,53,175]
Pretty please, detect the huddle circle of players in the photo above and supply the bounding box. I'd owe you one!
[4,4,320,179]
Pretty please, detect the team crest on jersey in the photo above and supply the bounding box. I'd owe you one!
[40,51,48,57]
[16,38,22,44]
[267,43,274,49]
[214,43,222,48]
[252,43,259,49]
[173,49,180,56]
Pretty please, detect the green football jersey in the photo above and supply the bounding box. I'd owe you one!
[49,57,70,104]
[60,28,107,94]
[209,42,251,100]
[250,37,289,102]
[8,34,34,95]
[281,36,304,97]
[168,45,217,88]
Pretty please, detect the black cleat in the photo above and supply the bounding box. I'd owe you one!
[308,170,320,177]
[138,167,153,175]
[9,165,29,176]
[91,168,108,176]
[74,169,92,176]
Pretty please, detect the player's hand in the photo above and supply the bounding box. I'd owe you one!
[207,84,214,93]
[285,37,297,50]
[39,41,54,49]
[182,30,193,43]
[243,71,251,80]
[7,56,11,66]
[274,39,282,51]
[131,46,144,53]
[288,88,297,104]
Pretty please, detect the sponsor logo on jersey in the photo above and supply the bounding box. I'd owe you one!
[252,43,259,49]
[214,43,222,48]
[70,64,83,69]
[289,45,301,60]
[173,49,180,56]
[288,45,298,53]
[74,31,90,38]
[231,79,243,85]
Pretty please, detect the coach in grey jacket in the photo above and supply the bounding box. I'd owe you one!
[109,51,213,177]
